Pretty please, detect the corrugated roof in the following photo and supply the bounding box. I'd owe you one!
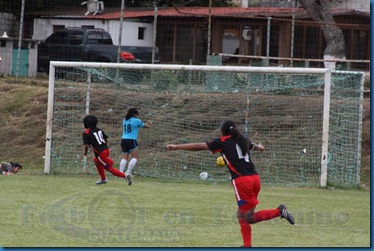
[73,7,306,19]
[39,6,370,20]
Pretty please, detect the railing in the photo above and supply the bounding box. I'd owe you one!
[218,53,370,72]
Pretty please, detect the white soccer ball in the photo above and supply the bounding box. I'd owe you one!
[199,172,208,180]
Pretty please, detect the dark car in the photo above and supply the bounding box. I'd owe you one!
[37,27,160,72]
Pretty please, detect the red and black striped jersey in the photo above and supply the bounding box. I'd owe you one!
[82,128,109,155]
[207,135,257,179]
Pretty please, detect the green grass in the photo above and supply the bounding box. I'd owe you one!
[0,173,370,247]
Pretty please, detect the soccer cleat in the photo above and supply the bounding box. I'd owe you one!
[96,178,108,185]
[125,173,133,186]
[278,204,295,225]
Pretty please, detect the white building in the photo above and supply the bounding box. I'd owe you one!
[32,17,155,47]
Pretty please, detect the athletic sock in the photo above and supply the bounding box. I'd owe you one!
[239,218,252,247]
[120,159,127,173]
[96,166,106,180]
[127,158,138,174]
[251,209,281,223]
[106,165,126,178]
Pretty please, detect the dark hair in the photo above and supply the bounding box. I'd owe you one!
[125,108,139,120]
[14,163,22,169]
[220,120,249,156]
[10,162,22,169]
[83,115,98,129]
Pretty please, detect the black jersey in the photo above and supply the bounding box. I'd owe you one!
[82,128,109,155]
[207,135,257,179]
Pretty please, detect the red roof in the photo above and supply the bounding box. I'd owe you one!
[40,6,369,20]
[80,7,306,19]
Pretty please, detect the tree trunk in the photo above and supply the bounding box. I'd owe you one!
[298,0,346,69]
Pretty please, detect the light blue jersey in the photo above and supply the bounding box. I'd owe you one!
[122,117,145,140]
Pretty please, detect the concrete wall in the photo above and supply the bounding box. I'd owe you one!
[0,39,12,75]
[32,18,154,47]
[0,39,38,77]
[0,12,14,37]
[27,42,38,77]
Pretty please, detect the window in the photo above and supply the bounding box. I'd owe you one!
[87,33,102,44]
[53,25,65,33]
[82,25,95,29]
[138,27,146,40]
[102,32,113,44]
[70,31,84,45]
[87,32,113,45]
[46,31,69,44]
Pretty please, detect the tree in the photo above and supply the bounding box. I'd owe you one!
[298,0,346,69]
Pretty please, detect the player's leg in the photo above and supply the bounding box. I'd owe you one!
[245,205,294,225]
[241,175,295,225]
[237,207,254,247]
[120,139,129,172]
[93,157,107,184]
[99,149,126,179]
[126,147,139,176]
[120,153,129,172]
[232,176,260,247]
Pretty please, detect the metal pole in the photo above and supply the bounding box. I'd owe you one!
[152,1,158,64]
[355,73,365,185]
[290,13,295,67]
[85,73,91,115]
[16,0,25,78]
[320,70,332,187]
[207,0,212,65]
[266,17,271,66]
[44,64,56,174]
[117,0,125,63]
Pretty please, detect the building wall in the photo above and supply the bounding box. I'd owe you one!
[0,39,12,75]
[335,0,370,12]
[32,18,154,47]
[0,39,38,77]
[27,42,38,77]
[0,12,14,37]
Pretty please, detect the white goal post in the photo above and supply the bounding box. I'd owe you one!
[44,61,364,187]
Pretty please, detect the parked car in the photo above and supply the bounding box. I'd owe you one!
[37,27,160,72]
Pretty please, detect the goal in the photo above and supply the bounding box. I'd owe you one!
[44,62,364,187]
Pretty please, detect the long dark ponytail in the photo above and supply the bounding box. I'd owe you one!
[221,120,249,156]
[125,108,139,120]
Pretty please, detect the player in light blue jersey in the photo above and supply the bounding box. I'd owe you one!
[120,108,153,183]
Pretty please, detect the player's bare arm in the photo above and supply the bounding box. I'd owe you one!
[253,142,265,152]
[166,143,209,151]
[144,121,153,128]
[84,145,89,156]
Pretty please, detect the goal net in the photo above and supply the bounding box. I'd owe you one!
[44,62,364,187]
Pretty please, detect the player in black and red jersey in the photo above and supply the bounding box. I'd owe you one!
[83,115,132,185]
[166,120,294,247]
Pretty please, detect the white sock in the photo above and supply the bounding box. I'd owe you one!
[120,159,127,173]
[127,158,138,175]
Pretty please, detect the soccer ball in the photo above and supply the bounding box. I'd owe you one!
[199,172,208,180]
[216,156,225,166]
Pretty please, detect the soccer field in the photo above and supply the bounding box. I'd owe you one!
[0,174,370,247]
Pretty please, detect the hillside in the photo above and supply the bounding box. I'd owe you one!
[0,75,370,187]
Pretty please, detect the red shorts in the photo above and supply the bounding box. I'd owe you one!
[231,175,261,212]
